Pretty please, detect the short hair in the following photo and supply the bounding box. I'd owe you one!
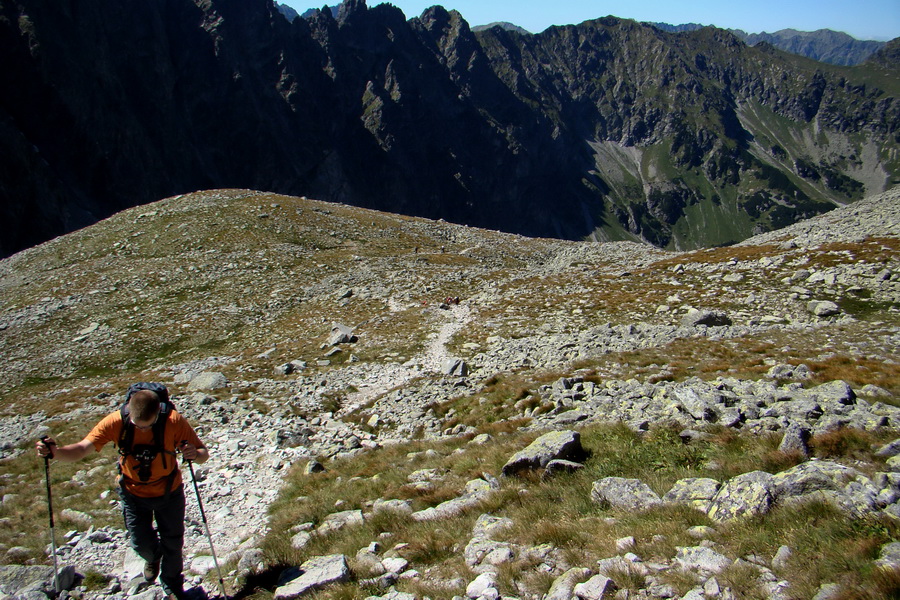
[129,390,160,422]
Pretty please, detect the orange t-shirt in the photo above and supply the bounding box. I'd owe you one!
[86,409,205,497]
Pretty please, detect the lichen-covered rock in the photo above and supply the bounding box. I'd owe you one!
[707,471,774,522]
[501,430,586,476]
[591,477,662,512]
[663,477,721,513]
[771,461,861,500]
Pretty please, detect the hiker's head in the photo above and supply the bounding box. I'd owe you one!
[128,390,160,429]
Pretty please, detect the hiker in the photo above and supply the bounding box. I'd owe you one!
[36,383,208,600]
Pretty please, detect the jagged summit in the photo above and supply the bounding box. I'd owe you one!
[1,0,897,258]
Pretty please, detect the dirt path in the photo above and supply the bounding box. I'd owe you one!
[344,302,472,411]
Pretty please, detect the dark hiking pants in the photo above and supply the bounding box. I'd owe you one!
[118,484,186,596]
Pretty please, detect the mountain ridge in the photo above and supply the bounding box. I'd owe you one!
[0,0,897,257]
[649,22,889,66]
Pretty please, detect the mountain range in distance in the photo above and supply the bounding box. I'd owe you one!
[1,0,897,258]
[281,4,889,66]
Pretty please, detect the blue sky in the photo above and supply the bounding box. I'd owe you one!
[281,0,900,41]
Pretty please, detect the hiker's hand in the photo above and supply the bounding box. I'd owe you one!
[179,441,199,461]
[36,437,56,459]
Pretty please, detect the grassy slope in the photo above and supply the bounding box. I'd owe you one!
[0,189,898,598]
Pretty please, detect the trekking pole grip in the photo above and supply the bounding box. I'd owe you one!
[40,436,55,460]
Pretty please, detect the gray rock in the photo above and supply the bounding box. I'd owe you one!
[464,537,517,573]
[543,459,584,478]
[876,439,900,458]
[777,423,811,456]
[545,567,592,600]
[673,387,716,422]
[811,380,856,404]
[811,583,842,600]
[663,478,721,512]
[674,546,733,573]
[766,364,811,380]
[681,309,732,327]
[372,499,413,514]
[412,477,499,521]
[861,384,892,398]
[875,541,900,569]
[501,430,586,476]
[772,545,792,571]
[187,372,228,391]
[441,358,469,377]
[591,477,662,512]
[807,300,841,317]
[707,471,774,522]
[772,460,861,500]
[303,459,326,474]
[328,323,357,346]
[465,571,498,599]
[471,514,514,540]
[0,565,77,596]
[573,574,617,600]
[274,554,350,600]
[290,531,311,550]
[365,592,417,600]
[317,510,364,535]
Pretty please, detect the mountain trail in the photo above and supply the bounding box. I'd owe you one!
[344,302,471,412]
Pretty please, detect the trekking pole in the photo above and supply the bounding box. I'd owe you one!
[40,437,61,597]
[182,447,227,600]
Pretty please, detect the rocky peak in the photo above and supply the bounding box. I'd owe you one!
[0,0,897,257]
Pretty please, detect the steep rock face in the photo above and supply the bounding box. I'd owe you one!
[0,0,897,256]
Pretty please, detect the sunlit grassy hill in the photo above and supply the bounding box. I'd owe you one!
[0,187,898,600]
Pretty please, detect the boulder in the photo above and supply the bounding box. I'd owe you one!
[187,372,228,391]
[574,574,617,600]
[545,567,592,600]
[411,476,499,521]
[681,309,732,327]
[543,459,585,479]
[501,430,586,476]
[807,300,841,317]
[663,478,721,513]
[274,555,350,600]
[777,424,811,456]
[811,380,856,404]
[442,358,469,377]
[673,387,717,421]
[591,477,662,512]
[707,471,774,522]
[316,510,364,535]
[0,565,77,596]
[465,571,498,599]
[876,541,900,569]
[328,323,357,346]
[674,546,733,574]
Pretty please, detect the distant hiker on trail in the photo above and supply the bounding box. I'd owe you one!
[36,383,208,600]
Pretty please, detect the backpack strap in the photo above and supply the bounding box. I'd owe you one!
[118,404,136,457]
[153,402,173,471]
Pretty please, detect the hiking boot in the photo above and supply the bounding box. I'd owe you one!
[143,560,160,582]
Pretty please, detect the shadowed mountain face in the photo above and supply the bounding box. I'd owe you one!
[0,0,897,257]
[650,23,888,66]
